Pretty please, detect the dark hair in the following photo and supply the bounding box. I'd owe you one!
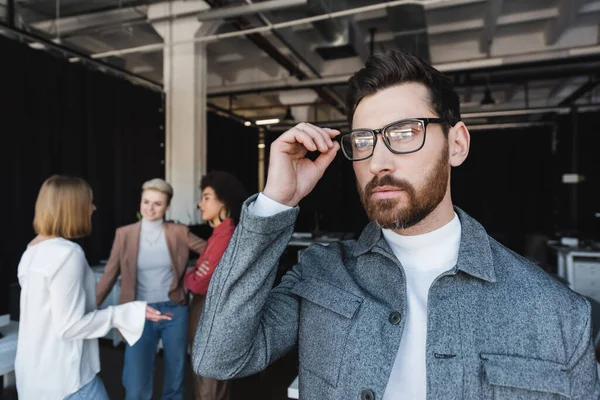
[200,171,248,225]
[346,51,461,131]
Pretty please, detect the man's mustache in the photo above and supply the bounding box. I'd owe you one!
[364,175,411,196]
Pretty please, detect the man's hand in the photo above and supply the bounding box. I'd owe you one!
[263,123,340,207]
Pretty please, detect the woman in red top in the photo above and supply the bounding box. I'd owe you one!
[185,171,247,400]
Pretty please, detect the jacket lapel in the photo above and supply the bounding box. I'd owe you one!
[125,222,142,286]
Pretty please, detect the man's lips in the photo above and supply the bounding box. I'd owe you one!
[370,186,404,200]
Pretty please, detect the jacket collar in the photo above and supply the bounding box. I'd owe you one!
[353,207,496,283]
[213,217,235,235]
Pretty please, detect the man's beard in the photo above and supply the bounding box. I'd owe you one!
[358,144,449,230]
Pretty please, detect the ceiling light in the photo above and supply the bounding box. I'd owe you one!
[28,42,46,50]
[244,121,252,126]
[255,118,280,125]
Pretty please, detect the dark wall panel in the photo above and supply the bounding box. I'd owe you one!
[451,126,557,255]
[207,113,259,195]
[0,36,164,316]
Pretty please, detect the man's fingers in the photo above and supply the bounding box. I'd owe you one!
[313,142,340,177]
[312,124,340,146]
[275,123,340,154]
[297,123,330,152]
[292,129,319,152]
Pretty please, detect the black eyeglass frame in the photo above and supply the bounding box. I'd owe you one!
[338,117,449,161]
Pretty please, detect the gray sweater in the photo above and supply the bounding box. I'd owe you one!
[136,218,172,303]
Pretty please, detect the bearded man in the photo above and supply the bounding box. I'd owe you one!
[191,51,599,400]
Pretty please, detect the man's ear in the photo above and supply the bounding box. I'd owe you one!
[448,121,470,167]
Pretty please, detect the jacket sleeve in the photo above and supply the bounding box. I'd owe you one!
[567,300,600,399]
[96,229,122,306]
[184,257,204,294]
[50,248,146,346]
[187,229,207,255]
[191,194,301,379]
[185,232,233,295]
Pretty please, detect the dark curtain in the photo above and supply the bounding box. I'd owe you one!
[207,112,259,195]
[0,35,165,315]
[555,112,600,240]
[451,126,557,255]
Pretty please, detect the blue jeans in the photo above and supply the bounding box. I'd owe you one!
[64,376,109,400]
[123,301,189,400]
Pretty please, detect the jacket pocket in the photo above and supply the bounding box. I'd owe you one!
[481,353,570,399]
[291,277,363,387]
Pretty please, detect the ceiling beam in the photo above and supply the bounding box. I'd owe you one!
[545,0,587,45]
[196,0,307,21]
[29,7,145,37]
[307,0,369,63]
[207,48,600,96]
[351,3,600,42]
[426,0,486,9]
[558,74,600,106]
[349,18,369,62]
[252,5,326,77]
[353,0,488,23]
[370,8,555,41]
[271,28,324,76]
[479,0,503,55]
[202,0,345,114]
[548,77,581,102]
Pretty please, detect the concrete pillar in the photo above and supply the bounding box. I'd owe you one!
[149,1,218,224]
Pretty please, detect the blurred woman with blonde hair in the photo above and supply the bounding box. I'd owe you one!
[96,177,207,400]
[15,175,168,400]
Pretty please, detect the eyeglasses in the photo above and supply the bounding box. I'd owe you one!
[339,118,448,161]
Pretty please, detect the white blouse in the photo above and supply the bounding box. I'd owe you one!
[15,238,146,400]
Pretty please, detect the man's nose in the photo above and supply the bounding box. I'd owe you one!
[369,134,396,176]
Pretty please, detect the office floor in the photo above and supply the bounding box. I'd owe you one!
[1,340,298,400]
[98,341,298,400]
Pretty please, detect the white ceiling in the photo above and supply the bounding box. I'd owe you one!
[6,0,600,123]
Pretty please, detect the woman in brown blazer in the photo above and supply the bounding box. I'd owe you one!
[96,178,206,400]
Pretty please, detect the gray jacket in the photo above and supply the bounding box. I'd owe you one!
[192,195,600,399]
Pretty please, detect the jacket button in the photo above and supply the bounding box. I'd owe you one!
[361,389,375,400]
[388,311,401,325]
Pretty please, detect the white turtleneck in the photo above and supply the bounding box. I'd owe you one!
[136,218,172,303]
[382,213,461,400]
[251,193,462,399]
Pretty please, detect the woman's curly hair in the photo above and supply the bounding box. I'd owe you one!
[200,171,248,225]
